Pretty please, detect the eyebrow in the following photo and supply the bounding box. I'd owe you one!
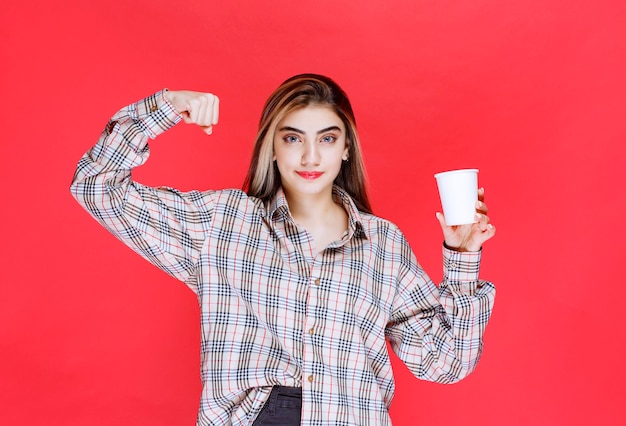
[278,126,342,135]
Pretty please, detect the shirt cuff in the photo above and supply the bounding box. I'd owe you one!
[442,244,482,283]
[133,89,183,139]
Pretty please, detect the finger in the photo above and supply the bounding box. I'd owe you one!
[197,95,217,127]
[188,96,210,126]
[475,199,489,215]
[202,125,213,135]
[483,223,496,240]
[197,99,210,127]
[436,212,448,229]
[212,96,220,125]
[474,213,491,232]
[478,187,485,202]
[187,100,200,124]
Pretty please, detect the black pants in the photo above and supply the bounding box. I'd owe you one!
[252,386,302,425]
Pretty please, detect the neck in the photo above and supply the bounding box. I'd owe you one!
[282,187,349,255]
[283,188,339,225]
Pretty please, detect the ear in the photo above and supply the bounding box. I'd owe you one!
[342,146,349,161]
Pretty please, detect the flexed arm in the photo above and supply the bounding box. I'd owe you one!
[70,90,221,290]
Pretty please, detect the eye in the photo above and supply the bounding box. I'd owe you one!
[320,135,337,143]
[283,135,301,144]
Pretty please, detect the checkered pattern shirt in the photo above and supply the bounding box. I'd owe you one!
[70,90,495,426]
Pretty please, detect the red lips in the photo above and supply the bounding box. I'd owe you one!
[296,171,323,180]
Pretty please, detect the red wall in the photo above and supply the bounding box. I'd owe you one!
[1,0,625,424]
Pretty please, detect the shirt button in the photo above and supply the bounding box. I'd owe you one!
[314,278,320,286]
[150,105,158,112]
[450,262,457,269]
[308,328,315,335]
[308,375,314,382]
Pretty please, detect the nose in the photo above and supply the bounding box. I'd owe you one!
[301,141,320,166]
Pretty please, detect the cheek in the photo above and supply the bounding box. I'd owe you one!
[272,140,287,164]
[273,151,295,175]
[274,150,289,165]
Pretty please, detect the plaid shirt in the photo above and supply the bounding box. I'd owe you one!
[70,90,495,426]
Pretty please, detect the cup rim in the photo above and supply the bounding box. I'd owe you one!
[434,168,479,179]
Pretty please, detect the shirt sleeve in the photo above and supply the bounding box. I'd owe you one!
[385,234,496,384]
[69,90,216,292]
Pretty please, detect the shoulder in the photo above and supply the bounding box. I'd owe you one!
[358,212,407,243]
[211,188,267,215]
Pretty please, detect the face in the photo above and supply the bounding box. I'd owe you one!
[273,105,349,200]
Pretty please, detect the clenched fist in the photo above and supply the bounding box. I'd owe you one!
[165,90,220,135]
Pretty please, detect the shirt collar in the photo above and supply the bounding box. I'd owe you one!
[267,186,367,240]
[267,188,291,221]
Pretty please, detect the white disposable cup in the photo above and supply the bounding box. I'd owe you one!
[434,169,479,226]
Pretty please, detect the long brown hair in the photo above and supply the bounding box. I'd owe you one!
[243,74,372,214]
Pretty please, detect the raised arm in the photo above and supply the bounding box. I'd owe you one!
[70,89,220,291]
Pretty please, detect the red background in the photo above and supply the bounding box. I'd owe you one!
[1,0,625,424]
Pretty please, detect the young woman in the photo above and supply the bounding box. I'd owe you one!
[71,74,496,426]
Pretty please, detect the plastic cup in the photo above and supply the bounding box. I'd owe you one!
[434,169,479,226]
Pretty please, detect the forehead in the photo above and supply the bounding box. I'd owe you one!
[277,105,344,130]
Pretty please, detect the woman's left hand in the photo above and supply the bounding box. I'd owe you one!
[436,187,496,252]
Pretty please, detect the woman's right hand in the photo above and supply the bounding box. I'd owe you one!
[164,90,220,135]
